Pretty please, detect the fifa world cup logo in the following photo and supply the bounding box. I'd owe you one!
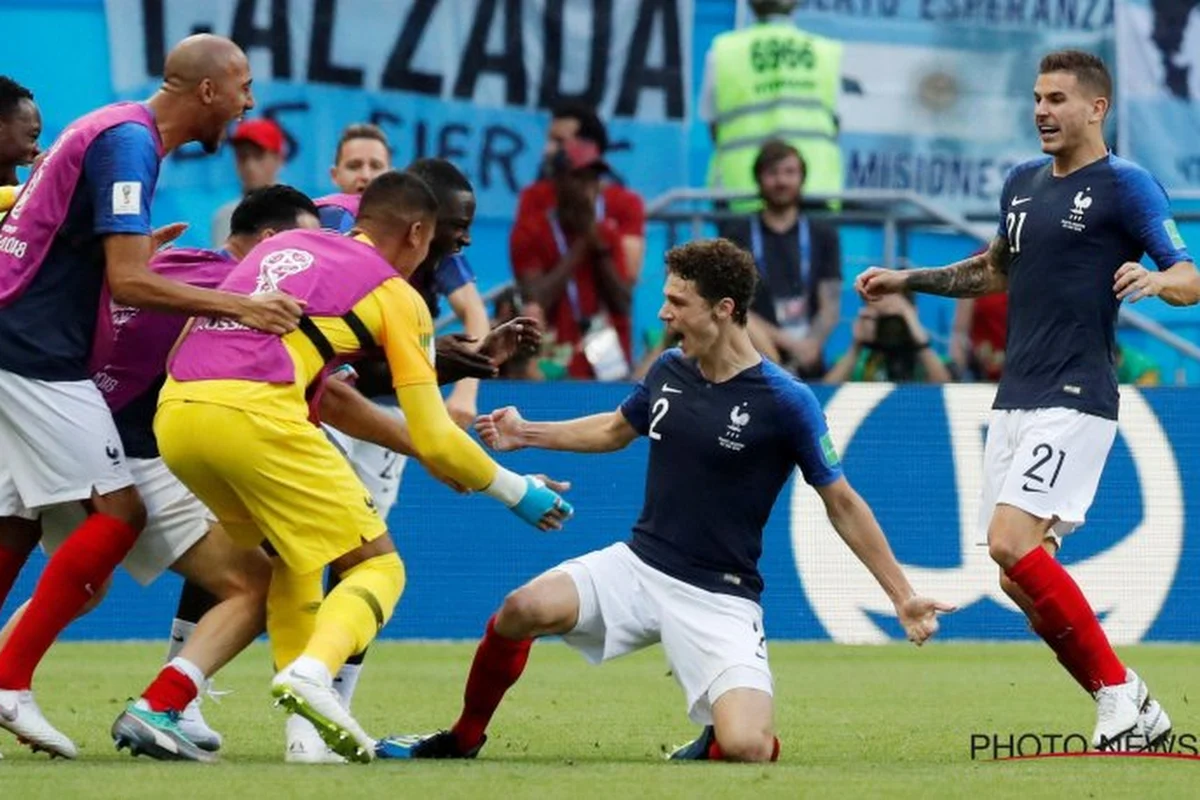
[253,248,315,295]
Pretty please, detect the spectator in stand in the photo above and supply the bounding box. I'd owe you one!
[701,0,844,201]
[517,104,646,282]
[950,291,1008,381]
[723,140,841,379]
[824,293,952,383]
[510,139,633,380]
[492,288,556,381]
[1116,342,1162,385]
[210,118,285,246]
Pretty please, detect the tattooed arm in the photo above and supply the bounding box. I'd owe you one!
[856,236,1011,300]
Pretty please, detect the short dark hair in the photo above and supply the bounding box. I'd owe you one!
[551,103,609,152]
[358,170,439,228]
[405,157,474,205]
[229,184,319,236]
[1039,49,1112,102]
[334,123,391,164]
[0,76,34,120]
[753,138,806,183]
[665,239,758,325]
[750,0,799,18]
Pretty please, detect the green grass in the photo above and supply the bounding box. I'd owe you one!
[2,642,1197,798]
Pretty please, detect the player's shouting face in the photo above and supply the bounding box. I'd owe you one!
[198,52,256,154]
[1033,70,1106,157]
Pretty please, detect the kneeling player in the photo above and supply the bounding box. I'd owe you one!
[378,240,952,762]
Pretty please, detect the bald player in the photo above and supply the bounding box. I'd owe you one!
[0,34,302,759]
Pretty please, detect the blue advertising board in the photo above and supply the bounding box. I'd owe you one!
[5,382,1196,644]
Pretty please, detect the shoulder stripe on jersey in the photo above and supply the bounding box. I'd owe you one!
[343,309,375,350]
[298,315,336,362]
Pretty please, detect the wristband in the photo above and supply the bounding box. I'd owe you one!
[482,466,526,507]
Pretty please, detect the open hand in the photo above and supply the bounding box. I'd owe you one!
[480,316,542,365]
[235,292,304,334]
[151,222,189,251]
[435,333,498,383]
[896,595,956,646]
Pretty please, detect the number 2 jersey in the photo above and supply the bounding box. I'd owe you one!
[995,154,1192,420]
[618,349,843,603]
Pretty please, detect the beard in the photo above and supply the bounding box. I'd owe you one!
[763,191,799,211]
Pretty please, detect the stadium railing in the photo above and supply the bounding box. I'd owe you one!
[645,188,1200,373]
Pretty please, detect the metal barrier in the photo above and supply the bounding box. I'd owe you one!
[437,188,1200,368]
[645,187,1200,367]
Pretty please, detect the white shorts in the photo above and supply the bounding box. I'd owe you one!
[324,405,408,518]
[556,542,774,725]
[977,408,1117,544]
[0,370,134,518]
[40,457,213,586]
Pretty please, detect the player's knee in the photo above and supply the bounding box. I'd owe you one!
[92,486,147,532]
[717,729,776,763]
[214,549,272,602]
[497,586,556,635]
[987,531,1025,570]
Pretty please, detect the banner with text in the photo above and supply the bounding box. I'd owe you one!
[734,0,1114,215]
[104,0,692,219]
[1116,0,1200,195]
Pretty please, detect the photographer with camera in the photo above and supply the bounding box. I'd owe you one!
[824,293,952,383]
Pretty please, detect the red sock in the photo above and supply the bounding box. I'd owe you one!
[450,615,532,751]
[0,513,138,689]
[0,541,33,610]
[141,666,199,713]
[1006,547,1125,693]
[706,736,782,761]
[1031,617,1094,695]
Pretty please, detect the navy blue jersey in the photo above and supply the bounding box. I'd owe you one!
[410,253,476,318]
[619,349,842,602]
[0,123,159,380]
[994,155,1190,420]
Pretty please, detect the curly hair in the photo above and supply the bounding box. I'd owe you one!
[665,239,758,325]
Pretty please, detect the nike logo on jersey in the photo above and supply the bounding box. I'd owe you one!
[1011,196,1032,206]
[661,383,682,394]
[1021,481,1048,494]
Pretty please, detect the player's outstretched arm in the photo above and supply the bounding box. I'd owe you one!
[856,235,1010,301]
[397,383,572,531]
[816,477,955,645]
[475,406,639,454]
[103,235,303,334]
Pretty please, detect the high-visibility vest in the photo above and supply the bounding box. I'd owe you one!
[710,22,843,198]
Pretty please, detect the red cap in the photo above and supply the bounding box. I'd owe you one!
[230,118,285,155]
[561,138,611,174]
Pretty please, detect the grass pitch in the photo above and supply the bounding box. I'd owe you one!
[1,642,1196,798]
